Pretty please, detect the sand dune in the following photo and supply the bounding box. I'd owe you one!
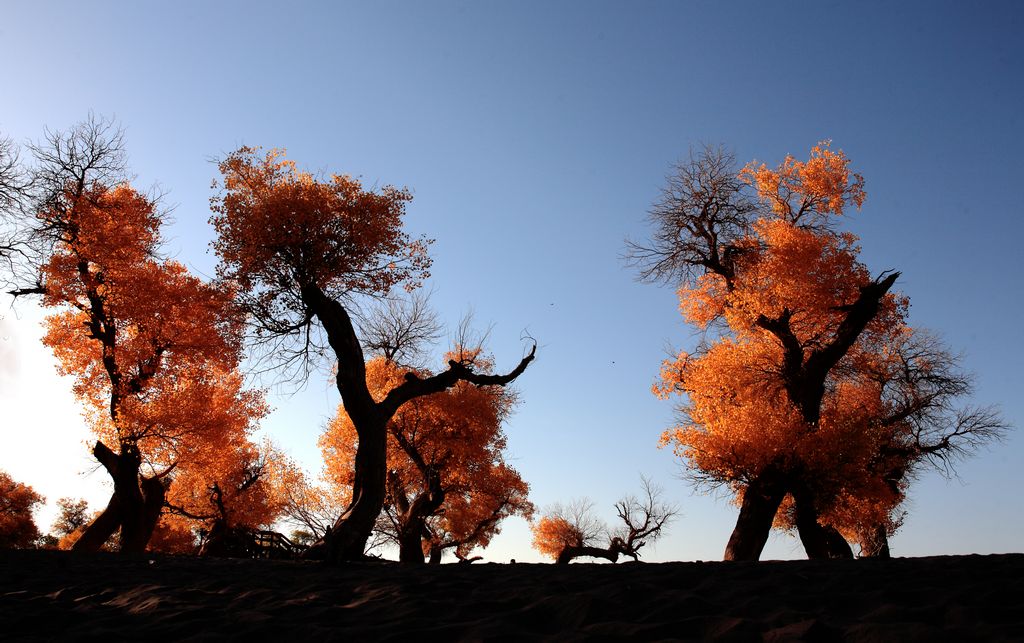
[1,550,1021,641]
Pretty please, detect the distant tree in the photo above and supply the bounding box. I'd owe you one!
[532,480,676,564]
[163,436,286,557]
[50,497,90,540]
[0,470,44,548]
[633,143,1006,561]
[211,147,535,561]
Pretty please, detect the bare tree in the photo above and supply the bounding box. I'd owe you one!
[2,114,129,296]
[608,477,678,561]
[624,144,756,290]
[534,480,678,564]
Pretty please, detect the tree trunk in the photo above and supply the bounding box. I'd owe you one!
[859,524,891,558]
[556,545,620,565]
[326,415,388,562]
[71,492,122,552]
[74,441,166,554]
[723,467,787,561]
[428,543,443,565]
[301,282,534,563]
[792,484,853,560]
[395,472,446,564]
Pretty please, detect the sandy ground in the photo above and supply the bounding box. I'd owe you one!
[1,550,1021,641]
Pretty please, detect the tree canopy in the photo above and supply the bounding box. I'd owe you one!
[636,143,1005,560]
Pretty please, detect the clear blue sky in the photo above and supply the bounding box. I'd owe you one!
[1,1,1021,561]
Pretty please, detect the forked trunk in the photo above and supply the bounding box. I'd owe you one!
[73,441,166,554]
[395,470,446,564]
[723,467,787,561]
[792,484,853,560]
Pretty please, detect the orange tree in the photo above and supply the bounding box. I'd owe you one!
[319,350,533,564]
[162,432,288,556]
[211,148,534,561]
[3,119,271,553]
[0,470,44,548]
[38,180,269,553]
[631,143,1004,560]
[532,480,675,564]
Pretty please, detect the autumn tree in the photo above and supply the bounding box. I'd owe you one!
[531,480,675,564]
[210,147,535,561]
[319,347,534,564]
[160,424,286,558]
[632,143,1005,561]
[1,117,270,554]
[47,497,91,549]
[0,470,44,548]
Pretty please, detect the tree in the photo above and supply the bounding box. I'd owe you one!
[47,497,91,549]
[0,470,44,548]
[634,143,1004,561]
[1,118,268,554]
[531,480,676,564]
[52,497,90,537]
[162,434,286,557]
[320,350,534,564]
[211,147,535,561]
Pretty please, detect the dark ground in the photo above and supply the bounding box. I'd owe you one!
[1,550,1021,641]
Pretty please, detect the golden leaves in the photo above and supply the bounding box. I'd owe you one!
[740,140,866,225]
[210,147,433,304]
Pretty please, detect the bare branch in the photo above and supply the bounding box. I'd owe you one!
[359,289,442,368]
[625,144,758,288]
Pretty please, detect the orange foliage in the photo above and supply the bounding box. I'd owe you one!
[739,141,865,224]
[147,518,198,554]
[210,147,432,306]
[531,516,581,560]
[37,179,274,549]
[0,470,44,548]
[659,143,911,544]
[320,353,533,560]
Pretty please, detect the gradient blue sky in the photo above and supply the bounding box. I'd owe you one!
[1,1,1021,561]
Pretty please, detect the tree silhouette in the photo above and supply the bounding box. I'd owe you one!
[633,143,1004,560]
[1,118,269,553]
[532,479,676,564]
[320,351,533,563]
[211,147,535,561]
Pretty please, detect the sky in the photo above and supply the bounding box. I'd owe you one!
[1,1,1022,562]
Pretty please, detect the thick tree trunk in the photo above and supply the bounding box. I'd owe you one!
[74,441,166,554]
[301,283,534,563]
[71,493,122,552]
[723,468,788,561]
[792,484,853,560]
[391,469,446,564]
[302,284,382,562]
[120,474,166,553]
[397,521,427,564]
[326,415,389,562]
[428,543,443,565]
